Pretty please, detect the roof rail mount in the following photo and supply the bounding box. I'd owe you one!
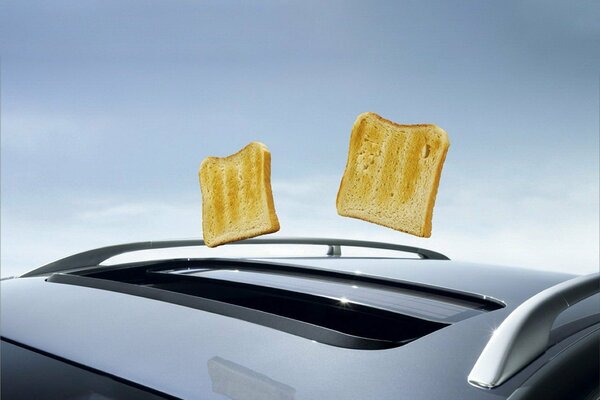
[468,272,600,389]
[22,237,449,277]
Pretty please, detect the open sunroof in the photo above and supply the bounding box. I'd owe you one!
[165,268,488,323]
[47,258,503,350]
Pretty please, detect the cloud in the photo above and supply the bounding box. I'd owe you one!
[2,167,598,278]
[1,111,107,153]
[76,202,178,221]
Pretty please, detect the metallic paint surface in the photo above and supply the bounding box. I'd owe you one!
[2,259,596,399]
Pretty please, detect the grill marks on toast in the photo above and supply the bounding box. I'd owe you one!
[204,162,225,235]
[199,142,280,247]
[401,133,426,204]
[336,112,450,238]
[224,162,239,227]
[245,148,262,226]
[350,119,418,208]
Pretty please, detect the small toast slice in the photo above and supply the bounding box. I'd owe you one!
[336,112,450,237]
[199,142,280,247]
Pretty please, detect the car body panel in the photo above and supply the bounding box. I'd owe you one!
[4,258,597,399]
[249,258,574,306]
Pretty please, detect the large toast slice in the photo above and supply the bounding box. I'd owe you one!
[199,142,280,247]
[336,112,450,237]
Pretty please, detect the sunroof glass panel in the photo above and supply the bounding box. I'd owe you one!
[171,268,483,323]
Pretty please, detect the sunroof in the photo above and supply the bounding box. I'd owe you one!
[166,268,484,323]
[47,258,503,350]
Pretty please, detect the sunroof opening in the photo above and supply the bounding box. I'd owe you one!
[164,268,483,323]
[148,274,446,344]
[47,259,503,350]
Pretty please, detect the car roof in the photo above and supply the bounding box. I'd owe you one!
[4,252,596,400]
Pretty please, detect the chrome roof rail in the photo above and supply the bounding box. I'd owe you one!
[468,272,600,389]
[21,237,449,277]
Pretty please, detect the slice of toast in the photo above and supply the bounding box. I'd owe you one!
[199,142,280,247]
[336,112,450,238]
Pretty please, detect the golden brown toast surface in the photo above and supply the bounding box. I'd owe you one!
[199,142,280,247]
[336,112,449,237]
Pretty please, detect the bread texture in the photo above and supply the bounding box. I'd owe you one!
[336,112,450,238]
[199,142,280,247]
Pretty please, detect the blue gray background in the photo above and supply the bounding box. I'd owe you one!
[1,0,599,277]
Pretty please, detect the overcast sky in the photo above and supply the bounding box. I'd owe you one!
[1,0,599,277]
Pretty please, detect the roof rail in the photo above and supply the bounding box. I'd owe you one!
[21,237,449,277]
[468,272,600,389]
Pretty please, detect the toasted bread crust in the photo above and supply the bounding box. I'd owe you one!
[199,142,280,247]
[262,150,281,233]
[336,112,449,237]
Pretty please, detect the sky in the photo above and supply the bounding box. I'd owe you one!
[1,0,599,278]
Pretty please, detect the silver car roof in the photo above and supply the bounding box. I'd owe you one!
[4,256,597,400]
